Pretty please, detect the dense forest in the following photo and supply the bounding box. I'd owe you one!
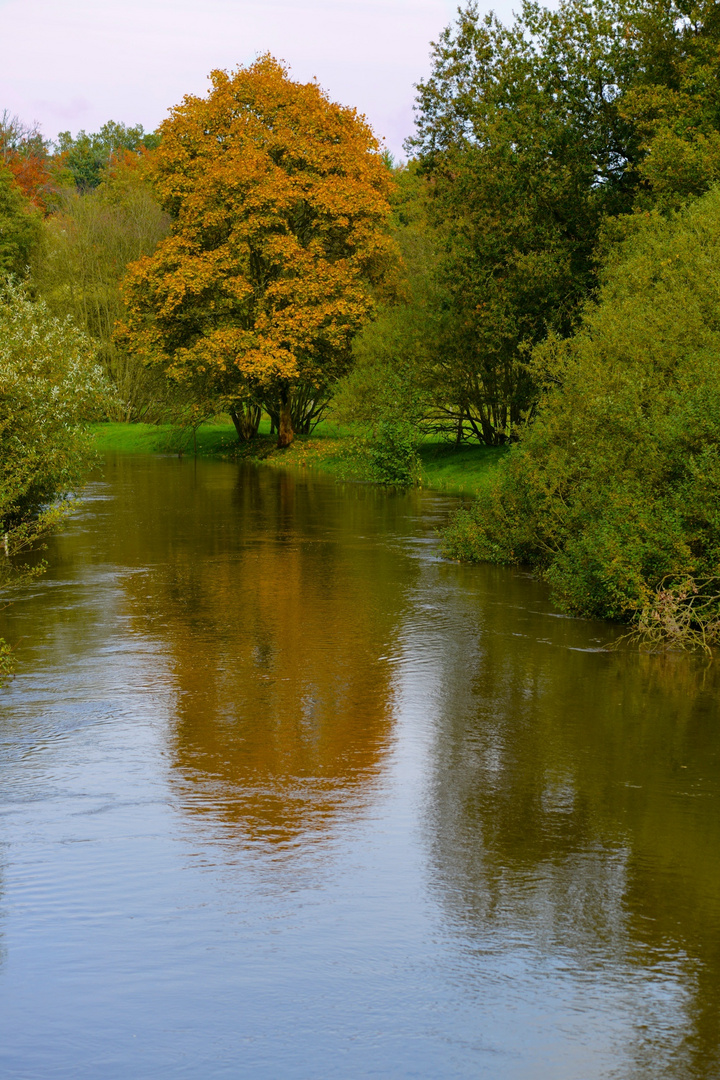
[2,0,720,666]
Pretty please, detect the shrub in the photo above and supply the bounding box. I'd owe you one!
[362,420,421,487]
[0,279,109,683]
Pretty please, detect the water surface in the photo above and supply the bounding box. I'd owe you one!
[1,455,719,1078]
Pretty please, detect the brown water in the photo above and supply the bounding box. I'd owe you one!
[0,454,719,1079]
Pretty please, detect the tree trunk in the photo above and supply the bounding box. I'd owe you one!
[277,394,294,447]
[230,403,261,443]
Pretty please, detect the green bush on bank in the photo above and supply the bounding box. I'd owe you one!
[0,279,109,684]
[443,187,720,648]
[354,420,422,488]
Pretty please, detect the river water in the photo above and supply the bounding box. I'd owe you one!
[0,455,719,1079]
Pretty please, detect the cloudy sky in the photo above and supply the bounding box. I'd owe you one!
[0,0,521,158]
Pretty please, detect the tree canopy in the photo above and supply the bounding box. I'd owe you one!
[119,55,399,445]
[32,155,172,420]
[393,0,720,444]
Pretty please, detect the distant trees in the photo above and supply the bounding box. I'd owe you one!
[0,111,55,210]
[0,162,41,277]
[119,55,399,446]
[55,121,161,191]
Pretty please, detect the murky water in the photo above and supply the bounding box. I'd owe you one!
[1,455,719,1079]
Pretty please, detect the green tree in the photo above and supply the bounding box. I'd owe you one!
[0,162,41,276]
[119,56,399,446]
[407,0,720,444]
[443,186,720,647]
[32,155,172,419]
[0,280,109,683]
[333,164,442,430]
[620,0,720,208]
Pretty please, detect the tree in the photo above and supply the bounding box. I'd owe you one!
[119,55,399,446]
[0,280,109,683]
[407,0,720,444]
[0,161,41,276]
[620,1,720,208]
[32,155,172,419]
[442,185,720,647]
[0,111,56,211]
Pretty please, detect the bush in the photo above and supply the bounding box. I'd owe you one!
[0,279,109,683]
[361,420,421,487]
[442,187,720,646]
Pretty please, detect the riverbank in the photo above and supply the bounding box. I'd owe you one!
[90,421,505,497]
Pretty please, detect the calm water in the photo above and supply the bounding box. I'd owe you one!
[1,455,719,1079]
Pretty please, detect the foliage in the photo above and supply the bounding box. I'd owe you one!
[119,55,399,446]
[31,155,172,419]
[352,419,421,488]
[406,0,720,444]
[332,164,445,434]
[619,0,720,209]
[408,0,642,442]
[0,162,41,277]
[442,186,720,645]
[0,635,13,686]
[0,110,56,210]
[0,279,110,681]
[55,121,161,191]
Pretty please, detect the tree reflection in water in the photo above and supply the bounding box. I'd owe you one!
[115,459,413,852]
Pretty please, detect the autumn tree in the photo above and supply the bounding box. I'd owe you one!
[119,55,398,446]
[0,111,56,211]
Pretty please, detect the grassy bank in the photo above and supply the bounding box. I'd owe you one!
[91,421,504,497]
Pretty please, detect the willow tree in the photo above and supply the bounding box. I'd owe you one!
[120,56,398,446]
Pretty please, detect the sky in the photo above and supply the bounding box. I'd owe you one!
[0,0,522,159]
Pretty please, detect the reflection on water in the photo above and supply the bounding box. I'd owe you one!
[0,454,719,1079]
[118,462,408,849]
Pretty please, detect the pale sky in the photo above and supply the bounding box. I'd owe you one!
[0,0,523,158]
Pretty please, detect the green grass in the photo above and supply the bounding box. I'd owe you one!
[90,421,506,496]
[418,440,507,496]
[90,420,240,456]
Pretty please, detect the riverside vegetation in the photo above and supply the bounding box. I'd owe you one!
[2,0,720,668]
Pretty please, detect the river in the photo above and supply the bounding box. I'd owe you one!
[0,454,719,1079]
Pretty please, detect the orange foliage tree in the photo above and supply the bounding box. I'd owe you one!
[120,56,399,445]
[0,111,55,211]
